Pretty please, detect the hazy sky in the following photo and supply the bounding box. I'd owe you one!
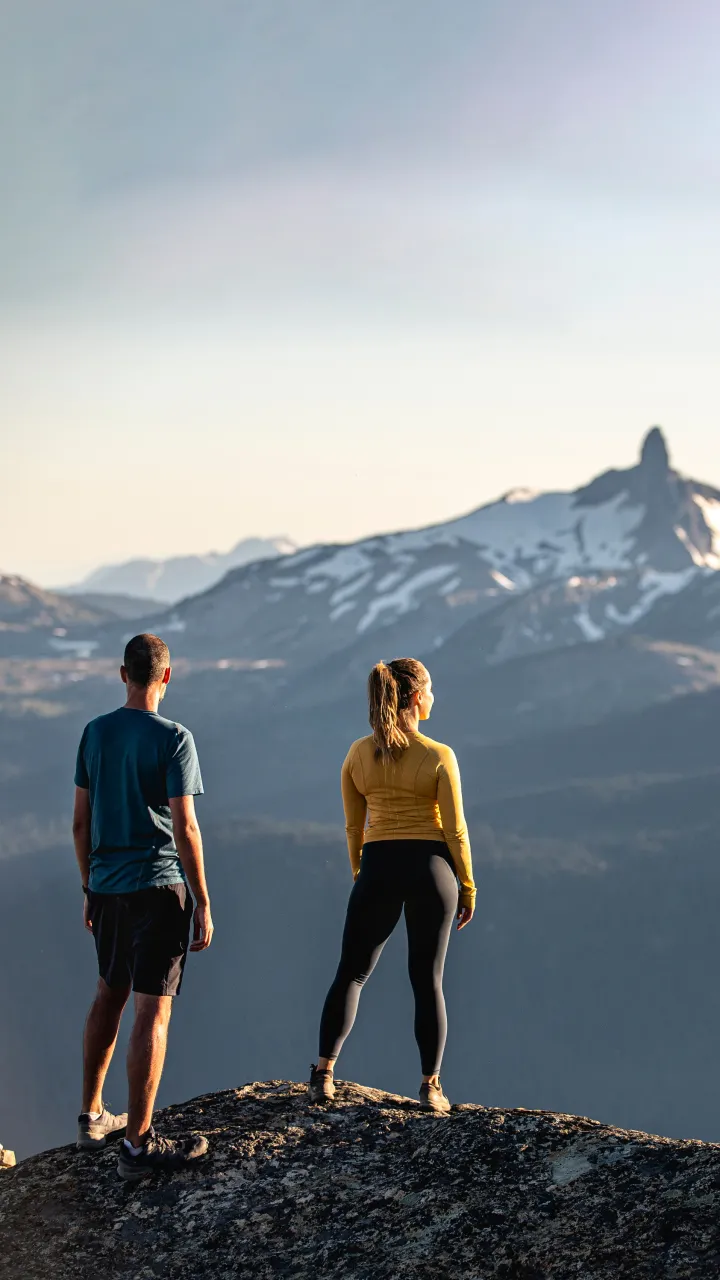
[3,0,720,585]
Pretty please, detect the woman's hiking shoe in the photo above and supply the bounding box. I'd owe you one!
[77,1107,128,1151]
[419,1082,452,1113]
[307,1064,336,1104]
[117,1129,209,1181]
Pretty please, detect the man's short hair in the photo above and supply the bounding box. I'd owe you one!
[123,634,170,687]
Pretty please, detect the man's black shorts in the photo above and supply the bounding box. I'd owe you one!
[88,884,194,997]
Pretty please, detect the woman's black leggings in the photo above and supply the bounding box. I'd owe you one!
[318,840,459,1076]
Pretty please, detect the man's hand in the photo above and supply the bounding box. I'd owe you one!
[170,796,212,950]
[190,901,214,952]
[456,904,474,931]
[83,895,93,933]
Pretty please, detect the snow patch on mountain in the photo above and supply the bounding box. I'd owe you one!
[330,601,357,623]
[575,607,605,642]
[305,547,375,584]
[357,565,458,634]
[330,573,374,606]
[692,497,720,567]
[491,570,516,590]
[604,568,696,628]
[504,488,538,504]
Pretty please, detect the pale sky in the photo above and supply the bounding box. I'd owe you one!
[3,0,720,585]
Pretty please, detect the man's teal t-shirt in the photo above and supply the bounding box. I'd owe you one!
[74,707,203,894]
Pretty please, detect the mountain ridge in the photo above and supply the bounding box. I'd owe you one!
[61,535,297,604]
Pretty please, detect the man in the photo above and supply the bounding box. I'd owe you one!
[73,633,213,1181]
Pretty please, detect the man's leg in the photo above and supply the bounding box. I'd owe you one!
[82,980,131,1115]
[125,993,173,1147]
[117,887,207,1177]
[78,892,132,1148]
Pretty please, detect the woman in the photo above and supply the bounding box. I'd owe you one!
[308,657,475,1113]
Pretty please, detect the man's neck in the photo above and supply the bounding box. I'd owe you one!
[124,686,162,714]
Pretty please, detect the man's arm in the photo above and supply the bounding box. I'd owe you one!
[169,795,213,952]
[72,786,93,932]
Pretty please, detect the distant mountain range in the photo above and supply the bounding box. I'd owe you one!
[0,575,108,631]
[8,427,720,684]
[61,535,297,604]
[0,575,164,630]
[0,575,166,657]
[73,427,720,672]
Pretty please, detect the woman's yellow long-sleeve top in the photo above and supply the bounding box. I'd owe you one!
[340,730,476,909]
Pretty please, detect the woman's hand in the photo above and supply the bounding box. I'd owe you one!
[456,905,474,931]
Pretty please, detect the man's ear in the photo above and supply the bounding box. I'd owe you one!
[163,666,172,686]
[120,665,128,686]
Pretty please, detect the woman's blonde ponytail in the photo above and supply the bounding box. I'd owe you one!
[367,657,427,762]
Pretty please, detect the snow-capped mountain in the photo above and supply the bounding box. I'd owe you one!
[61,536,297,605]
[121,427,720,667]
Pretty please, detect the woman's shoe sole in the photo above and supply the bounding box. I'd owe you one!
[307,1088,336,1104]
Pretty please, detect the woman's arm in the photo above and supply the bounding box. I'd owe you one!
[437,748,476,913]
[341,747,367,879]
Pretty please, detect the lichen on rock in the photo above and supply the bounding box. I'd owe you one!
[1,1081,720,1278]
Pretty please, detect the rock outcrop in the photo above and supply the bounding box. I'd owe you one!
[0,1145,15,1170]
[2,1081,720,1278]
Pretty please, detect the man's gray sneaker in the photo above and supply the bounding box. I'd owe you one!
[117,1129,209,1181]
[77,1107,128,1151]
[307,1064,336,1104]
[419,1082,451,1113]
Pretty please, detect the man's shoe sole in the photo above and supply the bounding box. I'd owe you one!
[77,1125,127,1152]
[117,1157,155,1182]
[117,1137,209,1180]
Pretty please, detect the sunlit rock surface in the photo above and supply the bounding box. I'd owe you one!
[1,1080,719,1278]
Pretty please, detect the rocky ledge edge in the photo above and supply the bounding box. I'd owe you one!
[1,1080,720,1279]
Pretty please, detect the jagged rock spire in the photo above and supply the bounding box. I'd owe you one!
[640,426,670,474]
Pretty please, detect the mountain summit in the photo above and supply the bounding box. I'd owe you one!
[2,1080,719,1278]
[640,425,671,473]
[575,427,720,575]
